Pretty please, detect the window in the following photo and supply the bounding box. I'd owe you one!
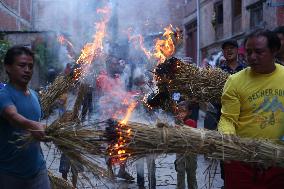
[185,21,197,63]
[233,0,242,17]
[214,1,223,39]
[247,1,264,29]
[215,2,223,24]
[232,0,242,34]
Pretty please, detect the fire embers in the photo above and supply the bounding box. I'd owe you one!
[154,57,180,80]
[105,119,132,164]
[145,57,181,110]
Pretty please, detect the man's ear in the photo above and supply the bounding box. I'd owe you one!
[271,47,280,56]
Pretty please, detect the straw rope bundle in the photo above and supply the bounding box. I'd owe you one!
[41,90,113,185]
[154,57,229,104]
[104,121,284,167]
[48,171,74,189]
[40,75,74,117]
[43,119,112,186]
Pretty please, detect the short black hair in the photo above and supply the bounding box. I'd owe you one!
[244,29,281,52]
[274,26,284,36]
[4,45,34,65]
[222,39,238,49]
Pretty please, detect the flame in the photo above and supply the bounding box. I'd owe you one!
[129,34,152,60]
[104,86,137,164]
[109,101,136,163]
[76,6,111,65]
[120,101,137,125]
[74,6,111,80]
[57,35,65,44]
[57,35,76,61]
[154,25,176,64]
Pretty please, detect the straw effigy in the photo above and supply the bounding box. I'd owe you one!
[103,121,284,167]
[151,57,229,107]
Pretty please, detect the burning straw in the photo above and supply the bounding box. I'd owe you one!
[44,118,113,187]
[48,171,74,189]
[40,75,74,117]
[152,57,229,106]
[41,90,113,186]
[104,121,284,167]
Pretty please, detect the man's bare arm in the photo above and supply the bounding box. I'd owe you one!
[1,105,46,140]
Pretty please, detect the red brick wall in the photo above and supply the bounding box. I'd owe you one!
[0,11,17,30]
[2,0,18,11]
[0,0,32,30]
[20,0,32,22]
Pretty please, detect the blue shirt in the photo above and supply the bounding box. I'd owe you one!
[0,84,45,178]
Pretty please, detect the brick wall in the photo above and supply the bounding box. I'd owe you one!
[20,0,32,22]
[0,11,17,30]
[2,0,18,10]
[0,0,32,30]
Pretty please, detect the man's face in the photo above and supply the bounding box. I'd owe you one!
[277,33,284,54]
[5,54,34,86]
[245,36,276,73]
[222,45,238,62]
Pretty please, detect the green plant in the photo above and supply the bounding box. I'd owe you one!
[0,40,10,81]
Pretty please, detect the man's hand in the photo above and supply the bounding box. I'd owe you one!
[28,122,47,141]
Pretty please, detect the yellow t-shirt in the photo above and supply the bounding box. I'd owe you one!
[218,64,284,139]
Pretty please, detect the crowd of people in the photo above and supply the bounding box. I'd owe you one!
[0,26,284,189]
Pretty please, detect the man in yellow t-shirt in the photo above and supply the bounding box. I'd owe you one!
[218,29,284,189]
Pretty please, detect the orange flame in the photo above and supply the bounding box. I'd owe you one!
[57,35,76,60]
[120,101,137,125]
[154,25,176,64]
[129,34,152,60]
[57,35,65,44]
[74,6,111,80]
[57,35,74,49]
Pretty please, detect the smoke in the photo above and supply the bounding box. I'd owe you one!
[34,0,108,46]
[115,0,171,36]
[36,0,178,124]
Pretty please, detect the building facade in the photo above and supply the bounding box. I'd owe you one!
[178,0,284,64]
[0,0,33,31]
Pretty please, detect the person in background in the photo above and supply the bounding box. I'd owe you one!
[204,39,246,187]
[218,29,284,189]
[81,85,93,122]
[97,55,134,181]
[274,26,284,65]
[175,101,198,189]
[64,63,72,76]
[0,46,50,189]
[57,92,68,116]
[205,39,246,130]
[59,153,80,188]
[47,66,57,84]
[238,46,246,65]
